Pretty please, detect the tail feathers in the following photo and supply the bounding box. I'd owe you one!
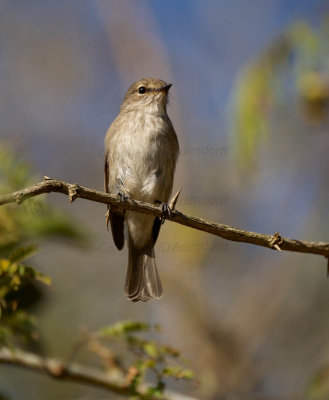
[110,211,125,250]
[125,240,163,302]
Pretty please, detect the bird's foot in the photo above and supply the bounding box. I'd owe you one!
[160,202,171,224]
[118,191,130,203]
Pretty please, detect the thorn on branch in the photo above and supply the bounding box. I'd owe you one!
[169,187,182,211]
[105,209,110,231]
[159,188,182,225]
[270,232,283,251]
[69,184,80,203]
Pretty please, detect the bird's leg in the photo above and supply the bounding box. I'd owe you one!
[155,188,182,225]
[117,179,130,203]
[118,191,130,203]
[155,200,171,224]
[160,203,171,224]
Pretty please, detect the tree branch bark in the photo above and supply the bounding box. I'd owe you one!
[0,347,131,395]
[1,178,329,261]
[0,347,197,400]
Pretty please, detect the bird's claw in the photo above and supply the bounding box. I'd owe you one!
[161,203,171,224]
[118,192,130,203]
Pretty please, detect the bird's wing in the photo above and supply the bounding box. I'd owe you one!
[104,148,110,230]
[104,129,125,250]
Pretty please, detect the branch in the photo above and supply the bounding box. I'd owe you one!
[0,347,197,400]
[1,178,329,260]
[0,347,131,395]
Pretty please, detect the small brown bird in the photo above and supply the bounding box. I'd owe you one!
[104,78,179,302]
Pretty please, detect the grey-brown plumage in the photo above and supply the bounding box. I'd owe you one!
[104,78,179,302]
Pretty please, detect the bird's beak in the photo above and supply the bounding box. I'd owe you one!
[160,83,172,92]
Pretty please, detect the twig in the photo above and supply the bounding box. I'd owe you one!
[1,178,329,261]
[0,347,198,400]
[0,347,132,396]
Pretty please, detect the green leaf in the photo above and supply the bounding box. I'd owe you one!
[144,342,159,358]
[8,245,38,264]
[0,258,10,274]
[159,345,180,358]
[146,381,165,398]
[0,259,51,288]
[162,366,195,380]
[3,311,38,342]
[17,265,51,286]
[100,321,152,338]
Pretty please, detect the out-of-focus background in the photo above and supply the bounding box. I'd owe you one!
[1,1,329,399]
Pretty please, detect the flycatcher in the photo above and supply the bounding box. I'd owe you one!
[104,78,179,302]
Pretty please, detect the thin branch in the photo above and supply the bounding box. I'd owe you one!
[0,347,133,396]
[0,347,197,400]
[1,178,329,259]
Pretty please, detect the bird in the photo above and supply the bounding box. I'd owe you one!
[104,78,179,302]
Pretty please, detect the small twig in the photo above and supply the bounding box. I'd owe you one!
[270,232,283,251]
[69,184,80,203]
[0,347,143,397]
[63,329,91,370]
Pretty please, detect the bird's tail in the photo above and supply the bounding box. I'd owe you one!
[124,237,163,302]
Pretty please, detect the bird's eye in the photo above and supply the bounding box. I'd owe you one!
[138,86,147,94]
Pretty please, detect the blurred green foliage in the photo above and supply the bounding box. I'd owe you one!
[305,366,329,400]
[95,320,195,397]
[232,18,329,166]
[0,143,88,256]
[0,142,87,349]
[0,244,50,347]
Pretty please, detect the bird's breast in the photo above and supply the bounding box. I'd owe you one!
[115,111,177,201]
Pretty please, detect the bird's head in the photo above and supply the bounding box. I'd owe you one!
[121,78,172,114]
